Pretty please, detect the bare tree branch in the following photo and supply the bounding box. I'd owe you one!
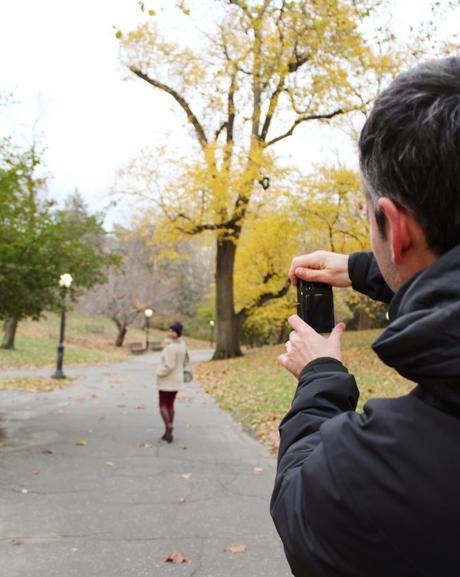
[214,121,228,141]
[129,66,209,150]
[238,277,290,319]
[260,78,286,141]
[265,108,345,147]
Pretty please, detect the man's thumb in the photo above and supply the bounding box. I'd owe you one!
[329,322,346,345]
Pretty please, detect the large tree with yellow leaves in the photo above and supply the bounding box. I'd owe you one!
[118,0,398,358]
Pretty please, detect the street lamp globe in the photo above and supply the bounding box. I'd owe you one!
[145,308,153,318]
[59,273,73,289]
[209,319,215,327]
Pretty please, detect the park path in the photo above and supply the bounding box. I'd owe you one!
[0,350,290,577]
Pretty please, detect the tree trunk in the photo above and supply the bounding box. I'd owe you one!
[358,308,372,331]
[114,323,128,347]
[1,317,18,349]
[213,238,243,359]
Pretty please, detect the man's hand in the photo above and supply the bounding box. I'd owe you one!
[279,315,346,379]
[289,251,351,287]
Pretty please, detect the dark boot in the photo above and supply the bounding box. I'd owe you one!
[163,426,173,443]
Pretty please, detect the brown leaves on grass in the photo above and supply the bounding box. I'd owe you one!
[165,551,191,563]
[194,331,414,454]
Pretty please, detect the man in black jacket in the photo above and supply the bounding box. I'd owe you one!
[271,57,460,577]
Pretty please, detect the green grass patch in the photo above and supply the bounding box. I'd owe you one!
[195,329,413,453]
[0,312,209,370]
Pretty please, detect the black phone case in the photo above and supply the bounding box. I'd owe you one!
[296,280,335,333]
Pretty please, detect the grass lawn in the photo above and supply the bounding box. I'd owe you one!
[194,329,414,454]
[0,312,208,371]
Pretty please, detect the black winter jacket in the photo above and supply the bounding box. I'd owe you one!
[271,248,460,577]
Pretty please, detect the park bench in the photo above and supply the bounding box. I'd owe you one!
[149,341,163,351]
[128,342,145,354]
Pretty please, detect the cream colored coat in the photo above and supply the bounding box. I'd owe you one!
[156,337,187,392]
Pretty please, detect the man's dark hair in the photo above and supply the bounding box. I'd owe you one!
[359,57,460,254]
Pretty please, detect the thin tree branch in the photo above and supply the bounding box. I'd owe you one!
[214,121,228,141]
[260,78,285,141]
[238,278,290,319]
[265,108,345,147]
[129,67,208,150]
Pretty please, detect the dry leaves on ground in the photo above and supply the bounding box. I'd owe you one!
[0,377,71,393]
[165,551,191,563]
[224,544,247,554]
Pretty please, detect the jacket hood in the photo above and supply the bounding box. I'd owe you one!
[372,244,460,393]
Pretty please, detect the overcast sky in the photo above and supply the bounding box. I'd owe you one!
[0,0,455,228]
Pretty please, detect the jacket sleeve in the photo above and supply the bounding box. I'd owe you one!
[348,251,394,304]
[156,345,177,377]
[270,359,409,577]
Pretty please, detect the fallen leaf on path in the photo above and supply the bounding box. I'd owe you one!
[224,544,247,554]
[117,404,126,408]
[253,467,263,475]
[42,449,56,455]
[179,496,186,503]
[137,442,150,448]
[181,473,192,480]
[9,539,24,546]
[21,488,28,494]
[75,439,87,446]
[165,550,191,564]
[105,461,114,467]
[135,405,145,410]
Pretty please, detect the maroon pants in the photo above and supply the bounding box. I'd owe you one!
[159,391,177,412]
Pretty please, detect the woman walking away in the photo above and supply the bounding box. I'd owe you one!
[156,321,187,443]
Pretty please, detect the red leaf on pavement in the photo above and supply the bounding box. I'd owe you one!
[165,550,191,564]
[9,539,24,546]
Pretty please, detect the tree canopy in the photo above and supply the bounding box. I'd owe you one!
[0,143,118,348]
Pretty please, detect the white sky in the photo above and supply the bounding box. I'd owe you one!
[0,0,455,228]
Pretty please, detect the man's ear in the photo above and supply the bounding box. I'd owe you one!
[377,197,411,264]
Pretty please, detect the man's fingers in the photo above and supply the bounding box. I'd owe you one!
[294,266,328,283]
[329,322,346,347]
[288,252,324,285]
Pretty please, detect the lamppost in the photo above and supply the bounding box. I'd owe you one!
[144,308,153,351]
[209,319,215,347]
[52,273,73,379]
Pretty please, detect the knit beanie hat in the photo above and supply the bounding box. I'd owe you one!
[169,320,183,337]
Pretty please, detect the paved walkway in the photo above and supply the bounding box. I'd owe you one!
[0,350,290,577]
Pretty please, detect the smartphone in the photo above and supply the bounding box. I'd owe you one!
[296,279,335,333]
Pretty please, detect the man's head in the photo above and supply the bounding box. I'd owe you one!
[359,57,460,289]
